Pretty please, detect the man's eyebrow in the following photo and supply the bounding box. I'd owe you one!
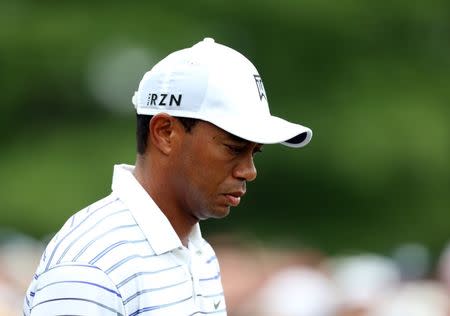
[226,132,248,143]
[226,132,263,148]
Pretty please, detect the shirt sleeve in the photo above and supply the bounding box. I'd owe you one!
[26,263,126,316]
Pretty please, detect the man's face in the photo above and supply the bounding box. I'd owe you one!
[171,120,262,220]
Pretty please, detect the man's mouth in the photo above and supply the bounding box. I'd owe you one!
[224,191,245,207]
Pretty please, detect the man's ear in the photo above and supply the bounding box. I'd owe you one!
[149,113,180,155]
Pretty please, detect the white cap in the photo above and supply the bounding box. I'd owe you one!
[132,38,312,148]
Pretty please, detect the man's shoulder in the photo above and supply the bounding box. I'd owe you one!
[53,193,127,246]
[69,193,124,226]
[36,193,146,273]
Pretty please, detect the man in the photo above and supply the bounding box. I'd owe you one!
[24,37,312,315]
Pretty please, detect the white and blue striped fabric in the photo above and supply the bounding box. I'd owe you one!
[24,164,227,316]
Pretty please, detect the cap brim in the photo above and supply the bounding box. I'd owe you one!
[207,113,313,148]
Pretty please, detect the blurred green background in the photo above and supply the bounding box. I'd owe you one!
[1,1,449,263]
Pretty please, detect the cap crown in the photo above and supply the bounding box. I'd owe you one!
[133,38,269,121]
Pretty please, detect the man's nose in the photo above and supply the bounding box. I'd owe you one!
[233,154,257,182]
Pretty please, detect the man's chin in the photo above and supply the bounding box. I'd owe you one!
[198,206,231,220]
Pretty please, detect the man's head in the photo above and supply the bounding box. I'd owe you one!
[132,38,312,221]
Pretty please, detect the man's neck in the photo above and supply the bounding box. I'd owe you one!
[134,157,197,247]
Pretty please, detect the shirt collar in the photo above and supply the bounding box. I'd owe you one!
[111,164,203,255]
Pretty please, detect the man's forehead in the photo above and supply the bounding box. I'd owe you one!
[221,128,263,147]
[199,120,258,145]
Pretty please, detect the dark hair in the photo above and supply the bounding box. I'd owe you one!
[136,114,199,154]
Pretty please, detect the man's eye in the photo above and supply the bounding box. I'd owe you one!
[226,145,245,154]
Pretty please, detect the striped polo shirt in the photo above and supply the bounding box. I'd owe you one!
[23,164,227,316]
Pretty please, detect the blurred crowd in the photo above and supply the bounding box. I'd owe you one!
[0,230,46,315]
[214,235,450,316]
[2,230,450,316]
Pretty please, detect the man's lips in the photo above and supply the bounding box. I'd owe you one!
[223,191,245,207]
